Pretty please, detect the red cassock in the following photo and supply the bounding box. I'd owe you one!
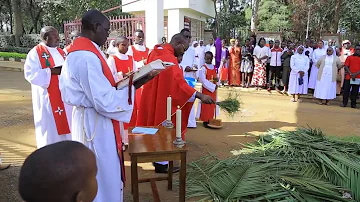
[200,64,217,122]
[136,44,196,139]
[112,55,137,129]
[131,46,150,124]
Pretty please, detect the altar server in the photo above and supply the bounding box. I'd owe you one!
[107,36,137,145]
[59,10,155,202]
[196,51,219,128]
[24,26,72,148]
[288,46,310,102]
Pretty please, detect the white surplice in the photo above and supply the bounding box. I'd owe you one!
[126,44,151,69]
[24,43,72,149]
[196,64,220,118]
[107,52,137,145]
[181,45,198,128]
[195,45,206,68]
[59,41,134,202]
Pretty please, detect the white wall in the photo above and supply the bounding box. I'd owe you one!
[122,0,215,18]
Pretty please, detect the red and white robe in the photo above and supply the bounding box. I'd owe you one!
[107,53,137,145]
[196,64,219,121]
[24,43,72,148]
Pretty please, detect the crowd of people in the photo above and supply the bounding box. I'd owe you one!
[187,36,360,108]
[20,9,217,202]
[6,7,359,202]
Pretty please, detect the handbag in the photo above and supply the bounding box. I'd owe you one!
[336,72,342,82]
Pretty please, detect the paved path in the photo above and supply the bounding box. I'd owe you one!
[0,61,24,72]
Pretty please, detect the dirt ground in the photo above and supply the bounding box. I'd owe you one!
[0,69,359,202]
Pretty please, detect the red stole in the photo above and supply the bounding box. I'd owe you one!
[67,37,126,183]
[131,45,149,62]
[113,55,137,128]
[136,43,196,139]
[35,44,70,135]
[200,64,217,122]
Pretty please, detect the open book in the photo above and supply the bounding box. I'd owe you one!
[117,59,175,89]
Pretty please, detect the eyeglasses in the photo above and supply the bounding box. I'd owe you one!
[97,23,110,34]
[185,35,192,39]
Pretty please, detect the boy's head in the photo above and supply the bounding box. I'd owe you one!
[205,51,213,64]
[19,141,98,202]
[115,36,129,54]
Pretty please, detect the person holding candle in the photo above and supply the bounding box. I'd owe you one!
[137,33,215,173]
[196,51,219,128]
[107,36,138,145]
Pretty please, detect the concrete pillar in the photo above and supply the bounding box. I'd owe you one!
[145,0,164,48]
[167,9,184,41]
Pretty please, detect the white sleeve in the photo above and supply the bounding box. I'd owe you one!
[132,58,137,71]
[134,61,145,70]
[126,46,133,56]
[305,57,310,72]
[106,57,120,83]
[24,48,52,88]
[290,56,299,73]
[198,67,216,93]
[79,56,134,122]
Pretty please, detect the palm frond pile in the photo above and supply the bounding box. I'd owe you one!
[187,128,360,201]
[217,92,240,118]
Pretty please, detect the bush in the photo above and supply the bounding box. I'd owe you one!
[20,34,41,48]
[0,46,31,54]
[0,35,15,47]
[0,52,27,59]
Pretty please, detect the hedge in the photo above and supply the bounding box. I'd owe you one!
[0,34,66,49]
[0,46,31,54]
[0,52,27,59]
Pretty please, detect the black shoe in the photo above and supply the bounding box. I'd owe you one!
[203,122,210,128]
[340,104,347,108]
[152,163,179,174]
[351,105,358,109]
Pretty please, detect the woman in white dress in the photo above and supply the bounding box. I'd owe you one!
[314,47,343,105]
[308,40,327,89]
[106,40,118,56]
[289,46,310,102]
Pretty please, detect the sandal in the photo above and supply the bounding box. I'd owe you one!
[297,99,303,103]
[290,98,296,102]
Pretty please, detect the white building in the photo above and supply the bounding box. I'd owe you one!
[122,0,215,48]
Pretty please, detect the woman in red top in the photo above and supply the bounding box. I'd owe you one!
[341,44,360,108]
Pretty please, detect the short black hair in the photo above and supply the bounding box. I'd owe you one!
[114,36,128,46]
[81,9,107,31]
[258,37,266,46]
[19,141,94,202]
[205,51,213,57]
[245,38,250,42]
[40,26,56,41]
[180,28,190,34]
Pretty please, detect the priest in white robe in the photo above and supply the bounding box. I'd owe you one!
[24,26,72,149]
[181,41,198,128]
[59,10,158,202]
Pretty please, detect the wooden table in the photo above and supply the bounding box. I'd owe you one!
[128,127,187,202]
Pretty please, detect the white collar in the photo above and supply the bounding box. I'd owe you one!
[115,52,129,60]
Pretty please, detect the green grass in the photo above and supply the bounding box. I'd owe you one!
[0,52,27,59]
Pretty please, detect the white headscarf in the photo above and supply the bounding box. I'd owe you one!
[191,41,199,50]
[295,45,305,56]
[106,40,118,55]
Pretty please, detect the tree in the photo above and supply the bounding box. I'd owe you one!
[250,0,260,32]
[11,0,23,46]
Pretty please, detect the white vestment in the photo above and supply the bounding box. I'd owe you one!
[180,45,198,128]
[195,45,206,68]
[24,42,72,148]
[126,44,151,69]
[288,53,310,95]
[196,64,220,118]
[206,44,216,65]
[107,52,137,145]
[314,56,337,100]
[59,41,134,202]
[309,48,326,89]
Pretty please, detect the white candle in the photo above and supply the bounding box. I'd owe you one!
[167,96,172,121]
[176,106,181,139]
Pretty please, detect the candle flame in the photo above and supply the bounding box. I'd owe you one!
[177,106,180,109]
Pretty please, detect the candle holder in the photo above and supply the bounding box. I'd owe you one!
[173,137,186,148]
[162,120,174,128]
